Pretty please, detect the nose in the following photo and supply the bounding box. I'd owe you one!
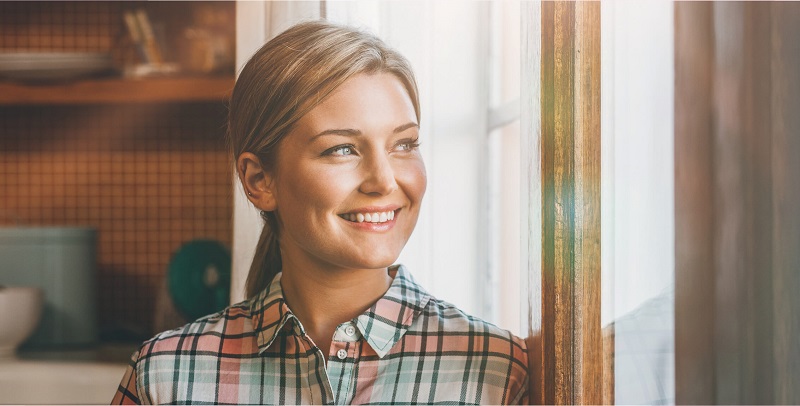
[359,152,399,196]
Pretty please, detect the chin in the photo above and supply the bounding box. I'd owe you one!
[326,235,409,270]
[342,251,400,270]
[358,257,399,270]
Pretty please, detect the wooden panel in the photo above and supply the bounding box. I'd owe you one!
[770,3,800,403]
[711,3,775,404]
[550,2,576,404]
[527,1,602,404]
[675,2,800,403]
[538,2,558,404]
[602,327,614,405]
[674,3,716,405]
[739,4,774,403]
[573,2,602,405]
[712,3,748,403]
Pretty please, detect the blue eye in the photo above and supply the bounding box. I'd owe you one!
[325,145,355,156]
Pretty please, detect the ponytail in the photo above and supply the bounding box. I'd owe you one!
[245,211,282,298]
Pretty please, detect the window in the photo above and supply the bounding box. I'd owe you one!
[325,1,524,335]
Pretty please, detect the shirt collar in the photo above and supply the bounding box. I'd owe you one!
[249,271,297,352]
[249,265,431,358]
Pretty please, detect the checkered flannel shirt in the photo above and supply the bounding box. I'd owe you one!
[111,265,529,404]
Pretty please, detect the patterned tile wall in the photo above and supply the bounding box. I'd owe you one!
[0,103,233,338]
[0,1,235,338]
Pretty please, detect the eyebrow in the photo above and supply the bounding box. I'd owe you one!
[311,122,419,140]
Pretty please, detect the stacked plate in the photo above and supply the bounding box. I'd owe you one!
[0,52,114,82]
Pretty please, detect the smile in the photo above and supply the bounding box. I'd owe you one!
[338,210,397,223]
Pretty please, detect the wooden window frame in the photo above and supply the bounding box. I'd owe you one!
[522,1,606,404]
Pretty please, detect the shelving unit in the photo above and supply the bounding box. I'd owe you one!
[0,76,235,105]
[0,0,237,337]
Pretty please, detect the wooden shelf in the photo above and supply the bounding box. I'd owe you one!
[0,76,235,105]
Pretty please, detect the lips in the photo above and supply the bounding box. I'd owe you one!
[338,209,397,223]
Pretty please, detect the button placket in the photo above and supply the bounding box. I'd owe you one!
[327,339,359,404]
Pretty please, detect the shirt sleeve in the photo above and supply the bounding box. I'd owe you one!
[508,334,530,405]
[110,349,142,405]
[511,379,529,405]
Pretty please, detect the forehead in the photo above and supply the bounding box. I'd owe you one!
[294,73,417,136]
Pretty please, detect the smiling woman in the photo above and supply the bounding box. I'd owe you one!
[111,20,527,405]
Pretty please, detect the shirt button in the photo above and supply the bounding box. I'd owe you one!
[336,349,347,360]
[345,325,356,336]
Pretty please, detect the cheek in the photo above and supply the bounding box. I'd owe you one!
[397,158,427,203]
[279,163,359,212]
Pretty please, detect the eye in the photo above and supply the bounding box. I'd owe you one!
[323,144,356,156]
[395,138,421,152]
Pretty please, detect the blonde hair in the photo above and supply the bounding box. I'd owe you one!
[227,20,421,298]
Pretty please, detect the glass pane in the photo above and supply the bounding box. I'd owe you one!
[601,0,676,404]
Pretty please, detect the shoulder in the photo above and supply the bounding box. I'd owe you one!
[420,296,527,352]
[127,301,255,404]
[393,265,527,372]
[409,295,529,403]
[138,300,254,357]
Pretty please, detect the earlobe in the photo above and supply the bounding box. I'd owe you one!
[237,152,277,211]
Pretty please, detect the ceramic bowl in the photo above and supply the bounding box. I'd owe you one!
[0,286,43,358]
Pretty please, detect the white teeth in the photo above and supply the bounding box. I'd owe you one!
[342,210,396,224]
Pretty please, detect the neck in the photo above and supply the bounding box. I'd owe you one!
[279,254,393,356]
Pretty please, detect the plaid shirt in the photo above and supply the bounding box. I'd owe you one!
[112,265,528,404]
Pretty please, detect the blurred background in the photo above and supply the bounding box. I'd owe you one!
[0,1,236,403]
[0,0,797,405]
[0,0,236,336]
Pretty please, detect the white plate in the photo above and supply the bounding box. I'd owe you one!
[0,52,114,82]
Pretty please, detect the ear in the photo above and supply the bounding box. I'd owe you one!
[237,152,277,211]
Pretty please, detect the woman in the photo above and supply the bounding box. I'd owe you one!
[112,20,527,405]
